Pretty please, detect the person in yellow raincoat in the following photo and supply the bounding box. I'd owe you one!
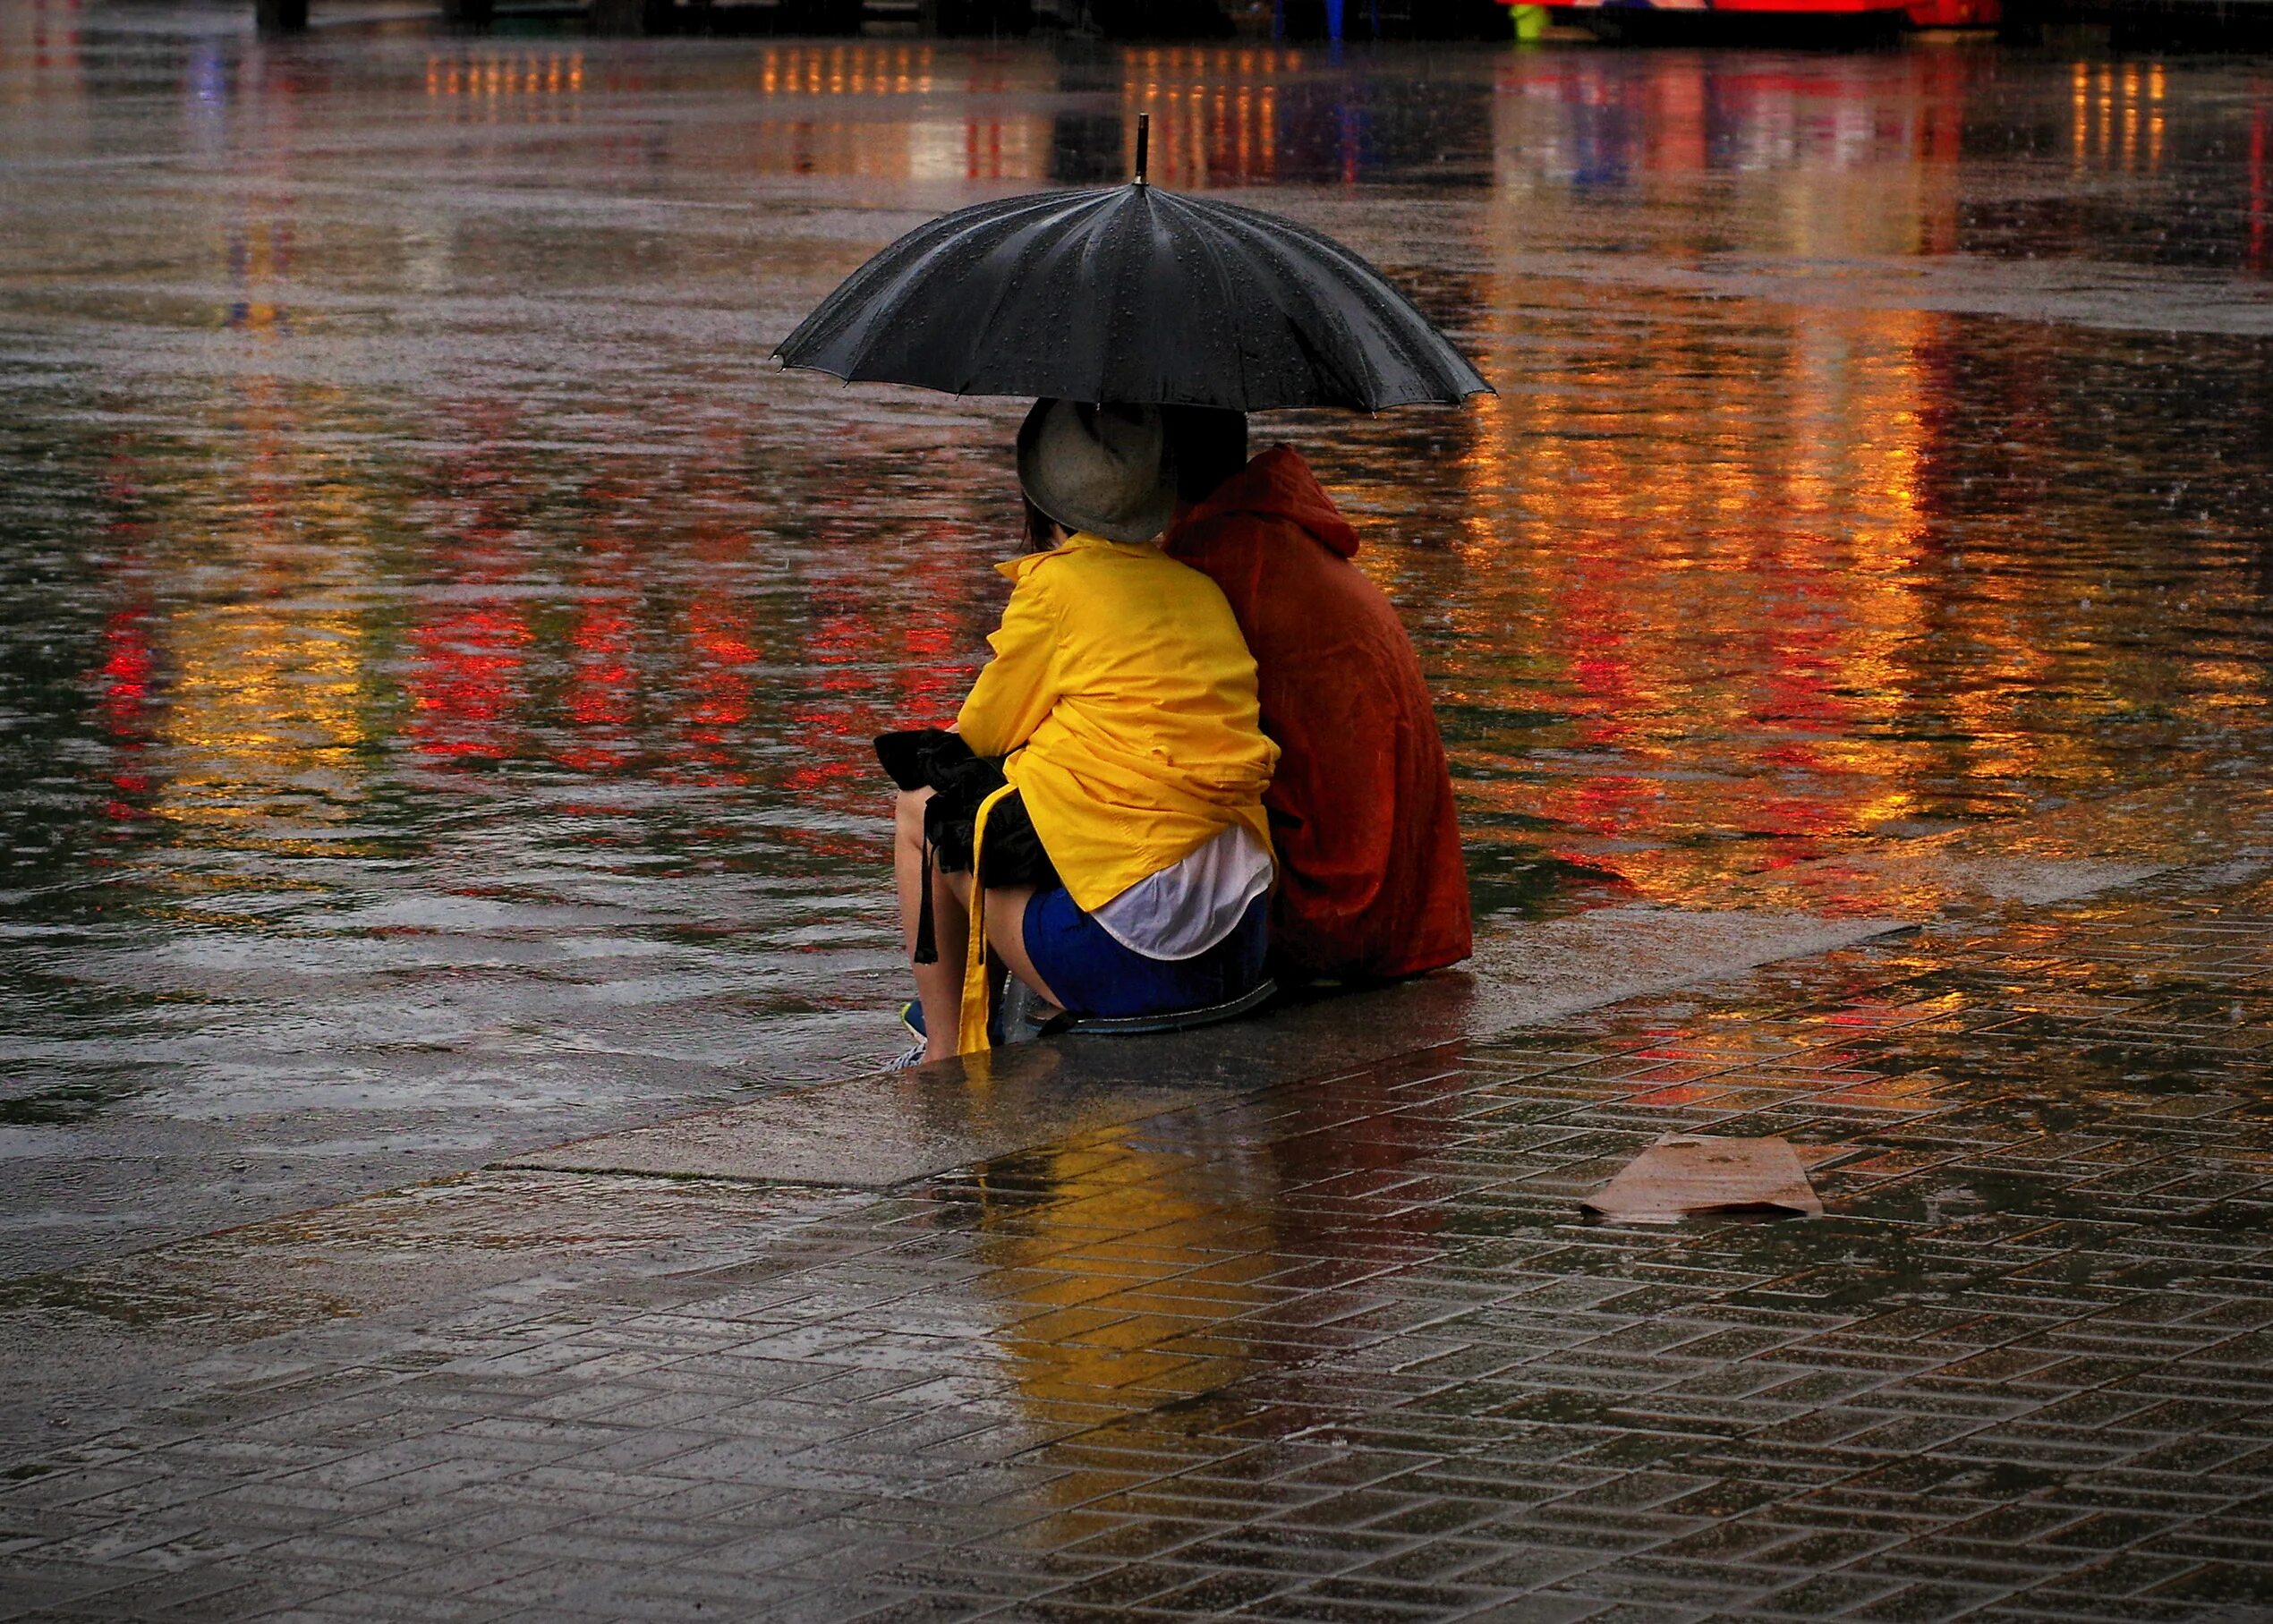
[893,399,1280,1063]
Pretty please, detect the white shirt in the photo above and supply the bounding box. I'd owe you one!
[1091,824,1273,962]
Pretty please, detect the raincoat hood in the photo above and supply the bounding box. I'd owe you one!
[1162,446,1470,983]
[1175,446,1361,561]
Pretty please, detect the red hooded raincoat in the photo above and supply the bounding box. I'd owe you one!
[1164,446,1471,982]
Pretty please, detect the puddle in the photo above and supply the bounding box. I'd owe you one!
[1,20,2269,1269]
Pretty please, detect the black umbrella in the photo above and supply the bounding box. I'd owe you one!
[774,121,1490,412]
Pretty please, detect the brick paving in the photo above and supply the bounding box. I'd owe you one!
[3,861,2271,1622]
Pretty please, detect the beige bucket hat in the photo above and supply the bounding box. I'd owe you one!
[1016,398,1177,545]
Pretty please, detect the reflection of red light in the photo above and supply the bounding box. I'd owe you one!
[681,600,759,778]
[691,612,760,670]
[779,581,974,857]
[1752,788,1849,838]
[784,605,882,802]
[560,599,637,773]
[1538,772,1662,852]
[1651,64,1707,173]
[1559,555,1643,749]
[409,405,537,767]
[95,602,161,823]
[569,604,635,715]
[98,612,154,730]
[965,118,1006,180]
[409,605,531,760]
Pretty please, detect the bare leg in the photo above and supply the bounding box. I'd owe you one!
[894,789,966,1063]
[946,876,1063,1014]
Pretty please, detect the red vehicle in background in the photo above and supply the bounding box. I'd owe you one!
[1549,0,1997,39]
[1903,0,1998,24]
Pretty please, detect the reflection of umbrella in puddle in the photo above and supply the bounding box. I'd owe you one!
[776,115,1491,412]
[1582,1134,1825,1223]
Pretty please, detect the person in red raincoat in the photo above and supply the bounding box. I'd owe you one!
[1161,410,1470,984]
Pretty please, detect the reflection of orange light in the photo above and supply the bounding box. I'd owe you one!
[2062,57,2166,174]
[1118,46,1294,184]
[225,216,292,336]
[2150,62,2165,168]
[2123,64,2140,165]
[1427,51,1971,903]
[753,45,933,98]
[425,50,583,123]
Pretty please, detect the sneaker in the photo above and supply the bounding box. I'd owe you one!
[885,1042,926,1072]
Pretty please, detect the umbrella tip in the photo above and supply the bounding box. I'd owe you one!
[1135,113,1148,186]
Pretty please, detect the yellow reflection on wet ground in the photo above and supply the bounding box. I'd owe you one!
[962,1075,1458,1509]
[971,1129,1268,1421]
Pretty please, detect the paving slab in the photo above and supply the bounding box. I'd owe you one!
[4,847,2272,1620]
[503,907,1909,1189]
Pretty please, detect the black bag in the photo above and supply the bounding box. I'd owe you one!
[876,729,1060,963]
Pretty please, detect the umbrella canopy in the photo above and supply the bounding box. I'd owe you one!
[774,182,1491,412]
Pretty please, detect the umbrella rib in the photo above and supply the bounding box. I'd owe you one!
[1230,206,1383,409]
[779,207,976,367]
[1179,202,1255,411]
[1249,206,1489,402]
[950,193,1107,397]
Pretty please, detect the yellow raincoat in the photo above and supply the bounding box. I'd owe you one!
[950,532,1279,1053]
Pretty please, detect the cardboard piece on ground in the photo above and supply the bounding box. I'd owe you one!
[1581,1134,1823,1223]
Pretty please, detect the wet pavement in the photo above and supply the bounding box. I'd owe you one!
[4,13,2273,1615]
[4,9,2273,1269]
[0,795,2268,1620]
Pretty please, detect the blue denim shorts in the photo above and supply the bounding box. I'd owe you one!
[1023,888,1269,1019]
